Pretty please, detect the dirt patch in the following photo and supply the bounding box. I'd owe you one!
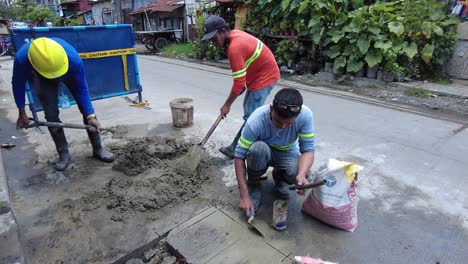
[289,74,468,117]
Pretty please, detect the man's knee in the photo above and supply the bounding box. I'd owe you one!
[246,141,271,179]
[247,141,270,159]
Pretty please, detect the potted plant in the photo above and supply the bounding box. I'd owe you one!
[381,52,402,83]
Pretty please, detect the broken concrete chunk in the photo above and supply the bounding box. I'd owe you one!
[125,258,144,264]
[143,248,160,262]
[161,256,177,264]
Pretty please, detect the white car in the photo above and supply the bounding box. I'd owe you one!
[11,22,28,29]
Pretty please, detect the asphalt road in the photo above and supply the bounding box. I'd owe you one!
[1,55,467,263]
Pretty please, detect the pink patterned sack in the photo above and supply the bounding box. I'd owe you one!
[302,159,362,232]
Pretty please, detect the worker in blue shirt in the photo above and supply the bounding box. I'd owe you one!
[234,88,315,216]
[12,37,114,171]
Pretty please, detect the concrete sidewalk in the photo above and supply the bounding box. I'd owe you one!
[397,79,468,98]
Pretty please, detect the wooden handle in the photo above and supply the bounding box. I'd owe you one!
[289,179,327,190]
[199,114,223,147]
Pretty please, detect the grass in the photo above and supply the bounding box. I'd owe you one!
[161,42,195,58]
[430,73,452,85]
[404,87,431,97]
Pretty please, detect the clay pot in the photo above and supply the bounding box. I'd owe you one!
[366,65,378,79]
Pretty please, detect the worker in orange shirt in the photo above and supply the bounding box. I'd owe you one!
[202,15,280,158]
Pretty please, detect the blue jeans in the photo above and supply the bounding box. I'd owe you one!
[246,141,300,184]
[242,83,275,120]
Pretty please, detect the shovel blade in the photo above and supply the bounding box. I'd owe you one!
[176,145,204,174]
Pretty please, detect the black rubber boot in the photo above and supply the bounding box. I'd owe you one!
[87,131,114,163]
[272,168,290,199]
[49,127,71,171]
[247,174,267,212]
[219,122,245,159]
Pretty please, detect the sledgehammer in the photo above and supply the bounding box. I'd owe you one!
[21,118,100,133]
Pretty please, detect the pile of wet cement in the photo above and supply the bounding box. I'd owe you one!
[81,136,215,220]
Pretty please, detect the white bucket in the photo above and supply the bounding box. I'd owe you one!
[169,98,193,128]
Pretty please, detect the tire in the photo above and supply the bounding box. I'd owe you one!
[154,37,169,52]
[143,37,156,51]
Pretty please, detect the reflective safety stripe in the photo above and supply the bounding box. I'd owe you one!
[232,39,263,79]
[245,40,263,68]
[232,68,247,79]
[238,136,254,149]
[299,133,315,139]
[268,141,294,151]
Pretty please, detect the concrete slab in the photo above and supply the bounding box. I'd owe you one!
[167,207,288,264]
[205,237,285,264]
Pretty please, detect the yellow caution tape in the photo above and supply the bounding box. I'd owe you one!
[79,48,136,91]
[78,48,136,59]
[121,55,129,91]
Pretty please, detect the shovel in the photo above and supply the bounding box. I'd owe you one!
[21,118,100,133]
[177,114,223,174]
[289,179,327,190]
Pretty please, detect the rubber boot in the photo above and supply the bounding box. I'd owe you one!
[247,181,262,212]
[272,168,290,199]
[87,131,114,163]
[219,122,245,159]
[49,127,71,171]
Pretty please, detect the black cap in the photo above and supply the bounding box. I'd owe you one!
[201,15,227,41]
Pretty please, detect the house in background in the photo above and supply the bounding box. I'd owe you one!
[129,0,196,41]
[59,0,93,24]
[89,0,132,25]
[89,0,114,25]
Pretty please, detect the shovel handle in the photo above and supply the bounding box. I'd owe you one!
[199,114,223,147]
[21,118,98,133]
[289,179,327,190]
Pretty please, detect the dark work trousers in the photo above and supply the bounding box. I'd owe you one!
[35,73,89,125]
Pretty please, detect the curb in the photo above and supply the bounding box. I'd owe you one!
[0,150,24,264]
[136,53,468,100]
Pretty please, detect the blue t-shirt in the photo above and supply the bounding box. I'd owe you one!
[234,104,315,159]
[11,37,94,116]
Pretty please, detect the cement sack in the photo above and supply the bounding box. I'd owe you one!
[302,159,363,232]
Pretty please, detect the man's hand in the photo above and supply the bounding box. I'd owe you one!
[240,195,254,218]
[220,104,230,119]
[87,117,101,132]
[16,108,30,129]
[295,175,309,195]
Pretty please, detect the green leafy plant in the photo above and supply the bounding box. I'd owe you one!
[246,0,459,79]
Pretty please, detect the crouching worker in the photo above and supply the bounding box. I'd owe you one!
[12,37,114,171]
[234,88,315,216]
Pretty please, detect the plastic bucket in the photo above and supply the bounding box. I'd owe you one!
[169,98,193,128]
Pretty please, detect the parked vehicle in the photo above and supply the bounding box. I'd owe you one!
[0,36,15,57]
[137,29,183,52]
[10,22,28,29]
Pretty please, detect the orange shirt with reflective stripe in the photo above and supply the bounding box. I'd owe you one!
[227,30,280,95]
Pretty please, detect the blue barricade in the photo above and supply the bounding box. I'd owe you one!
[10,25,142,116]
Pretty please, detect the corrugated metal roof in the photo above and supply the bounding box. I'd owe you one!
[130,0,184,15]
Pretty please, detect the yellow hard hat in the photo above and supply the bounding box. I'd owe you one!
[28,38,69,79]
